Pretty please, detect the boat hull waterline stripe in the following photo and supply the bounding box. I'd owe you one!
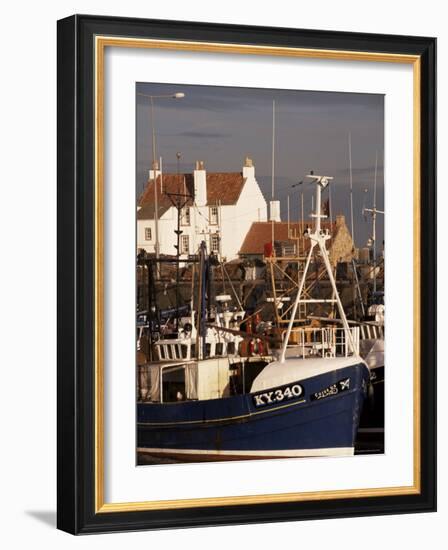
[138,398,307,426]
[137,447,354,458]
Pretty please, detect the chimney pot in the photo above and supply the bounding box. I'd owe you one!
[193,162,207,206]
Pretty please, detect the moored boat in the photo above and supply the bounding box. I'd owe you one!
[137,174,369,462]
[138,353,368,460]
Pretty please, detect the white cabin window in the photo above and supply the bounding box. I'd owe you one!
[210,233,220,254]
[180,234,190,255]
[181,206,190,226]
[158,363,198,402]
[162,365,186,402]
[144,227,152,241]
[209,205,219,225]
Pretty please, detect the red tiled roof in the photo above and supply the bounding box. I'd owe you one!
[137,172,246,219]
[205,173,245,204]
[137,174,194,219]
[239,221,336,255]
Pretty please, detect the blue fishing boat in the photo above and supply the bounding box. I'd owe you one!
[138,357,368,460]
[137,174,369,462]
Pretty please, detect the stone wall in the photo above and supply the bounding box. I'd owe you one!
[329,215,354,265]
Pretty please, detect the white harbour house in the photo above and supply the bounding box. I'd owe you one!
[137,157,268,261]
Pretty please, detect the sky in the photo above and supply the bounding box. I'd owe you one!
[136,82,384,249]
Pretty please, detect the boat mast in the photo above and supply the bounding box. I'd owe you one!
[348,132,355,246]
[373,152,378,293]
[364,152,384,294]
[271,99,276,250]
[280,174,356,363]
[300,191,304,252]
[165,172,192,332]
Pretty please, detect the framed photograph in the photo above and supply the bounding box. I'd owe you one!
[57,14,436,534]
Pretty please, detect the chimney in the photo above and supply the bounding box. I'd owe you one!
[149,160,160,180]
[194,160,207,206]
[243,156,255,179]
[269,200,281,222]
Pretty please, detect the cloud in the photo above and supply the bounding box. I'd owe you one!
[135,82,385,247]
[175,130,230,139]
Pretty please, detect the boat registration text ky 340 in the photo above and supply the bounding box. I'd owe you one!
[253,383,304,407]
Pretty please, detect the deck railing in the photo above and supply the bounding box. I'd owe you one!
[359,323,384,340]
[282,326,360,359]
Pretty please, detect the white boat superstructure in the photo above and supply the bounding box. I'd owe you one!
[279,174,359,361]
[250,174,368,395]
[153,306,246,362]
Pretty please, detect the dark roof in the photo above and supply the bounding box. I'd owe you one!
[239,221,337,255]
[137,172,246,219]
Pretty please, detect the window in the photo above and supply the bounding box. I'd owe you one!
[162,365,186,403]
[144,227,152,241]
[181,206,190,226]
[210,233,220,254]
[180,234,189,255]
[209,205,219,225]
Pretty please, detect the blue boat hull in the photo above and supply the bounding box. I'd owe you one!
[137,363,369,460]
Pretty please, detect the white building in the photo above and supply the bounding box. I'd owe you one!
[137,157,267,261]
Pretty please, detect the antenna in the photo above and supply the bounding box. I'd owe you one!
[280,173,356,363]
[271,99,275,200]
[363,152,384,294]
[373,151,378,293]
[362,188,368,220]
[159,156,164,194]
[271,99,276,249]
[301,190,304,252]
[329,180,333,227]
[349,132,355,245]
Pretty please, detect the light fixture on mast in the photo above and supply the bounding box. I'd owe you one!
[306,173,333,233]
[137,91,186,265]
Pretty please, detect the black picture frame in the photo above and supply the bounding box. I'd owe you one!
[57,14,436,534]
